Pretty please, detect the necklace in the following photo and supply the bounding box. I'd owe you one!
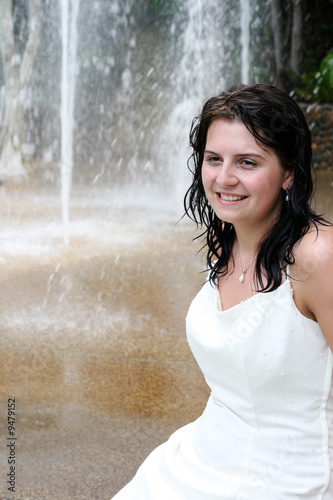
[237,244,257,283]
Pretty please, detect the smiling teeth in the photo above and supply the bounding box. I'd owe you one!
[219,194,246,201]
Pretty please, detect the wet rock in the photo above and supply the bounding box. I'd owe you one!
[300,103,333,170]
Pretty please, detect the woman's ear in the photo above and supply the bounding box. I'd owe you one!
[282,162,295,190]
[282,171,294,191]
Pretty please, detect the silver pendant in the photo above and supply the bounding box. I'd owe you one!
[239,271,246,283]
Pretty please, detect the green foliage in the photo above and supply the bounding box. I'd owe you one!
[295,51,333,103]
[148,0,182,15]
[251,66,272,85]
[320,51,333,94]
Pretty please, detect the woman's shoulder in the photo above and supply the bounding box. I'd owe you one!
[291,222,333,348]
[293,223,333,275]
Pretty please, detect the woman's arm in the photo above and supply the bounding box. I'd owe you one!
[293,225,333,350]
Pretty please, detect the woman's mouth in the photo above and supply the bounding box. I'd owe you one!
[218,193,247,201]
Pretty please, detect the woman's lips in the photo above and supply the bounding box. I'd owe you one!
[218,193,247,201]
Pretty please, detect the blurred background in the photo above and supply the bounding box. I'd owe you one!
[0,1,332,499]
[0,0,332,200]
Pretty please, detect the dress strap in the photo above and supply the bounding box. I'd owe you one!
[284,263,290,280]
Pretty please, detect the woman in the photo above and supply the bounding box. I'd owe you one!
[112,84,333,499]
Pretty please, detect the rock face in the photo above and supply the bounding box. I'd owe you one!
[301,103,333,171]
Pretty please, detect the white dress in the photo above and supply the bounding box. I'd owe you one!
[112,277,333,499]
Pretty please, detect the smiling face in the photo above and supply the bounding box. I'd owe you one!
[201,119,294,234]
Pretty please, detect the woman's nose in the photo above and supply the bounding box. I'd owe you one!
[215,163,238,186]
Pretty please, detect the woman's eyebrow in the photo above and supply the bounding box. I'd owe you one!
[234,152,265,159]
[204,150,265,159]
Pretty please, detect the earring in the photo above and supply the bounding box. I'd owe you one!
[285,184,290,203]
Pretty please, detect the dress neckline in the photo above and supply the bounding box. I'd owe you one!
[214,277,319,326]
[215,278,290,314]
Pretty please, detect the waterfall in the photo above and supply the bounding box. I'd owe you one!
[178,0,225,109]
[60,0,80,245]
[240,0,250,84]
[57,0,254,216]
[159,0,226,205]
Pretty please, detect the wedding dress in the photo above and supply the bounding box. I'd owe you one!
[112,276,333,499]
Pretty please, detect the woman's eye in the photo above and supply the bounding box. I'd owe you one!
[241,159,256,168]
[207,156,221,163]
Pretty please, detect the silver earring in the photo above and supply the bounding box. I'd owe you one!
[285,184,290,203]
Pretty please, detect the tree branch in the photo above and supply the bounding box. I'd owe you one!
[20,0,42,87]
[290,0,303,76]
[270,0,284,77]
[0,0,17,83]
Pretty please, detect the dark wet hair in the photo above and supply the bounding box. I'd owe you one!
[184,83,329,292]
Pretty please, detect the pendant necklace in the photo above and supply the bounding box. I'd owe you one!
[237,244,257,283]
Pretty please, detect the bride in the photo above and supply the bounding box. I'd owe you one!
[112,84,333,499]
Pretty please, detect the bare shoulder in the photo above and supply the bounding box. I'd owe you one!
[292,223,333,277]
[291,223,333,349]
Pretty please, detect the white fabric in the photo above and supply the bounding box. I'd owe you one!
[112,277,333,499]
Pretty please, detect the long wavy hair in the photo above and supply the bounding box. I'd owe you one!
[184,84,329,292]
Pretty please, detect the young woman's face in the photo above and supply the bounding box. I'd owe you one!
[201,119,293,233]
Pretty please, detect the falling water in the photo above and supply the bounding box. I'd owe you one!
[159,0,225,205]
[60,0,80,245]
[240,0,250,84]
[57,0,253,221]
